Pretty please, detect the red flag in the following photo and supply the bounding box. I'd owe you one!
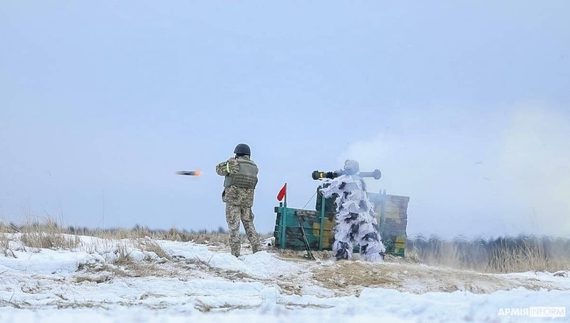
[277,183,287,201]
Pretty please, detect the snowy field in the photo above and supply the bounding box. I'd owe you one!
[1,234,569,323]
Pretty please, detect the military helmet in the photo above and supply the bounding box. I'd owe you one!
[234,143,251,156]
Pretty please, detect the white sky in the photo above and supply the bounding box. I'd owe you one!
[1,1,569,238]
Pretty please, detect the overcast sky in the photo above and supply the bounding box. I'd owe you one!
[1,1,569,239]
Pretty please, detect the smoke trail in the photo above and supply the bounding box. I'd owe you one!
[497,106,570,237]
[339,106,570,238]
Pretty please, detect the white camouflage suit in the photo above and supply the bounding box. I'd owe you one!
[320,160,386,262]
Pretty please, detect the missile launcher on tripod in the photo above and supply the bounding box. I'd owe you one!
[274,167,410,258]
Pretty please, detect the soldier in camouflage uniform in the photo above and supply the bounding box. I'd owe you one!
[320,160,386,262]
[215,143,261,257]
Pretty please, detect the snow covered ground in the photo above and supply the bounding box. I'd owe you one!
[0,234,568,323]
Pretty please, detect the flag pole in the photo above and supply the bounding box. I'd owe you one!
[279,182,287,249]
[284,182,287,208]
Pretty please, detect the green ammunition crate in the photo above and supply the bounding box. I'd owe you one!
[274,189,409,257]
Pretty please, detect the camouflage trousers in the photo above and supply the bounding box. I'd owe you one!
[225,203,261,257]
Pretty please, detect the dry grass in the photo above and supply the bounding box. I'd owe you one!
[4,219,270,246]
[112,242,134,266]
[19,217,80,250]
[75,245,167,280]
[136,238,171,260]
[70,226,235,244]
[0,216,80,251]
[91,227,156,240]
[407,235,570,273]
[1,234,16,258]
[152,228,233,244]
[0,221,17,257]
[5,217,569,274]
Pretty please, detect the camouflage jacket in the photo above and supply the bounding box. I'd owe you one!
[216,156,258,207]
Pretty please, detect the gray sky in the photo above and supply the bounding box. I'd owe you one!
[1,1,569,238]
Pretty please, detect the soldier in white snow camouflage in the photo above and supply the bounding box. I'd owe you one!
[320,159,386,262]
[216,143,261,257]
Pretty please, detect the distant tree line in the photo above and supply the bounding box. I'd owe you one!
[0,221,229,235]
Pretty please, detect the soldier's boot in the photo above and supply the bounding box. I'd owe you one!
[230,244,240,257]
[248,232,261,253]
[251,241,261,254]
[334,241,351,260]
[242,214,260,253]
[228,232,241,258]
